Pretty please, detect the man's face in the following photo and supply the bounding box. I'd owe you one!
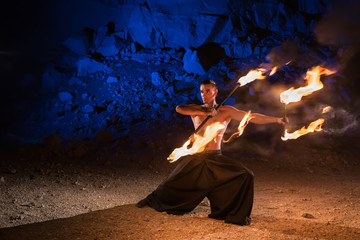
[200,84,218,104]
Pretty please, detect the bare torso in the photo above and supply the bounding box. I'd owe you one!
[191,106,231,150]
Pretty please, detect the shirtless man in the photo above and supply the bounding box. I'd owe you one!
[137,79,286,225]
[176,79,285,150]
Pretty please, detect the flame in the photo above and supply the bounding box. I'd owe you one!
[322,106,332,114]
[223,111,253,143]
[168,122,225,163]
[269,66,278,76]
[281,118,325,141]
[280,66,336,105]
[238,68,267,86]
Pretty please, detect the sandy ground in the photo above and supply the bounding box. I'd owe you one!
[0,144,360,239]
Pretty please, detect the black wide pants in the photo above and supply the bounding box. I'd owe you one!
[146,150,254,225]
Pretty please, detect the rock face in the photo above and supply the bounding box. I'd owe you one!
[3,0,359,156]
[92,0,329,52]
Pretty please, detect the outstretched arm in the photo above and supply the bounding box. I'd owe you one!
[225,106,286,125]
[249,113,286,125]
[176,104,215,116]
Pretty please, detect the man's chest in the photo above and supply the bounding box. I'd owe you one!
[191,113,230,128]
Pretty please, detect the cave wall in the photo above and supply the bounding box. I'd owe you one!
[2,0,359,161]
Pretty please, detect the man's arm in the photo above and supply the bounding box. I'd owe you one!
[225,106,286,125]
[249,113,285,125]
[176,104,214,116]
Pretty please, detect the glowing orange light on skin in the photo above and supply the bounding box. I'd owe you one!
[281,118,325,141]
[168,122,225,163]
[280,66,336,105]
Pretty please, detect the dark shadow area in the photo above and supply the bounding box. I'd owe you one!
[0,204,359,240]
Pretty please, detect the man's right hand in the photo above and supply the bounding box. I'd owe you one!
[278,117,289,125]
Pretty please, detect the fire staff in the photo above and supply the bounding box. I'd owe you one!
[136,79,287,225]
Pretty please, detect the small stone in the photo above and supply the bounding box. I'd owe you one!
[0,176,4,182]
[302,213,315,219]
[73,181,81,185]
[82,93,88,99]
[58,92,74,102]
[83,104,94,113]
[151,72,164,86]
[9,215,22,221]
[106,76,118,83]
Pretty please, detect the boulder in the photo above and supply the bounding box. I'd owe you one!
[183,48,206,75]
[96,36,119,57]
[63,36,87,55]
[76,57,110,76]
[127,2,154,48]
[125,0,232,48]
[223,40,253,58]
[42,67,65,90]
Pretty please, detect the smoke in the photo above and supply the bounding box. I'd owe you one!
[265,40,301,68]
[313,0,360,85]
[264,39,331,70]
[320,105,359,136]
[313,0,360,47]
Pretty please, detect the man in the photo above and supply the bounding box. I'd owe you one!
[137,79,286,225]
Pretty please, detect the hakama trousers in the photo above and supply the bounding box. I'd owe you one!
[146,150,254,225]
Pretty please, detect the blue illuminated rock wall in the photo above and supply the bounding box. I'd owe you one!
[2,0,359,152]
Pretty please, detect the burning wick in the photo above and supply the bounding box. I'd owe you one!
[237,66,279,86]
[280,66,336,105]
[281,118,325,141]
[279,66,336,140]
[223,111,253,143]
[237,68,267,86]
[168,122,225,163]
